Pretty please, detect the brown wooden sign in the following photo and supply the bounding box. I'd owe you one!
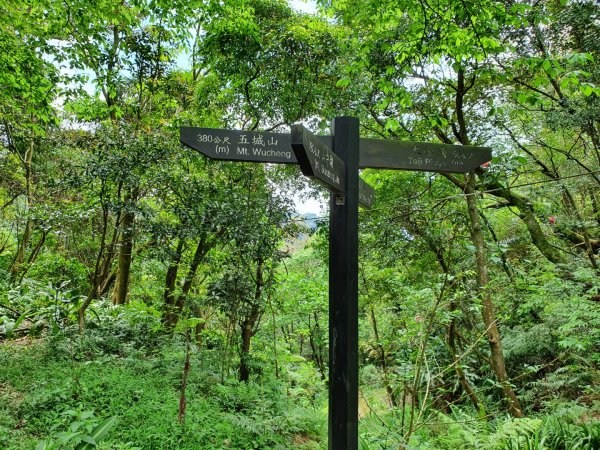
[358,178,375,209]
[291,124,345,195]
[180,127,491,173]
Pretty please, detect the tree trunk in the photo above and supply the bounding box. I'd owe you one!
[239,318,254,382]
[448,316,481,411]
[164,236,210,329]
[10,139,34,281]
[422,231,481,411]
[112,190,136,305]
[239,259,264,382]
[370,305,398,406]
[79,207,111,332]
[308,313,326,380]
[178,333,192,424]
[163,239,184,327]
[87,207,122,302]
[465,173,523,418]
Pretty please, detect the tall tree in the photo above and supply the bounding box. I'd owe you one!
[207,167,297,382]
[0,2,62,281]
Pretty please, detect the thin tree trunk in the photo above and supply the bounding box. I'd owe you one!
[85,208,121,303]
[112,190,136,305]
[370,305,397,406]
[270,295,279,378]
[163,239,184,326]
[239,317,255,382]
[422,232,481,410]
[221,318,233,383]
[308,314,326,380]
[313,312,327,379]
[448,316,481,411]
[239,259,264,382]
[16,230,47,284]
[465,173,523,418]
[79,207,110,332]
[165,236,211,329]
[178,332,192,424]
[10,138,34,281]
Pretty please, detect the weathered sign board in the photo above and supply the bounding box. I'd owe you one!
[358,138,491,172]
[180,126,491,173]
[358,178,375,209]
[180,121,491,450]
[291,124,345,195]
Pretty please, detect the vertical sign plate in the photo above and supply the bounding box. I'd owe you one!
[291,124,345,194]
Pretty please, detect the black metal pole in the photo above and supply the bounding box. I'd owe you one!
[329,116,359,449]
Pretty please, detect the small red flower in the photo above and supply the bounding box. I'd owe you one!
[481,161,491,168]
[549,216,556,225]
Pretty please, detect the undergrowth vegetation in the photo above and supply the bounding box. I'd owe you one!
[1,299,598,449]
[0,311,327,449]
[1,0,600,447]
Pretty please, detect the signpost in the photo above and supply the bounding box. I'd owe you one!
[180,127,298,165]
[180,120,491,450]
[358,178,375,209]
[291,124,345,195]
[358,138,491,172]
[180,126,491,172]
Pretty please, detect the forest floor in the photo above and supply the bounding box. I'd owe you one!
[0,340,327,450]
[2,337,600,449]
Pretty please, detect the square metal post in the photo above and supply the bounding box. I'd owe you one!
[329,116,359,449]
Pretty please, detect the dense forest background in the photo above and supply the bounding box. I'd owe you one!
[1,0,599,448]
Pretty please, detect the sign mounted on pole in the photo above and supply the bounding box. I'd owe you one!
[180,120,492,450]
[358,138,491,172]
[179,127,297,164]
[358,178,375,209]
[180,127,491,173]
[291,124,345,195]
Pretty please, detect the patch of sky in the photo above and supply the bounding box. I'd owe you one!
[289,0,318,14]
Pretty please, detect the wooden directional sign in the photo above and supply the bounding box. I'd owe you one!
[359,138,491,172]
[181,119,493,450]
[181,127,490,173]
[180,126,299,165]
[291,124,345,195]
[358,177,375,209]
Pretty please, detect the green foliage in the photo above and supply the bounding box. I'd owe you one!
[2,281,84,337]
[46,302,165,360]
[542,415,600,450]
[34,410,117,450]
[0,339,325,449]
[1,0,599,448]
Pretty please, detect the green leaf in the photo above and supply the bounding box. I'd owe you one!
[80,436,97,446]
[336,78,350,88]
[75,416,117,450]
[579,83,594,97]
[567,52,594,64]
[35,441,52,450]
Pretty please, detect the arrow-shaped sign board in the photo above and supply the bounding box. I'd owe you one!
[358,138,491,172]
[180,127,299,165]
[181,127,490,173]
[358,178,375,209]
[291,124,345,195]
